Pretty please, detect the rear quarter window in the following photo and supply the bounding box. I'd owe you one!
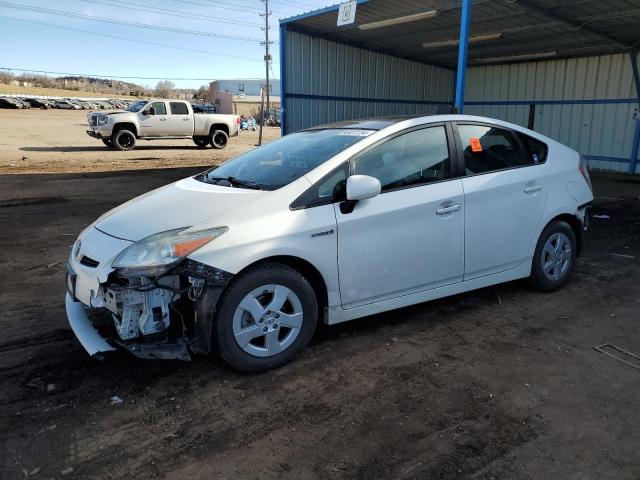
[517,132,548,164]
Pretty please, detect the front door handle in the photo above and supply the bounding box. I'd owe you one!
[183,118,190,121]
[524,184,543,193]
[436,204,461,215]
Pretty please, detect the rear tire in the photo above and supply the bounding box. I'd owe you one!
[213,262,318,372]
[101,138,114,149]
[112,129,136,151]
[210,130,228,149]
[193,136,209,148]
[530,220,577,292]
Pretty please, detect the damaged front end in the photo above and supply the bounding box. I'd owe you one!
[99,260,232,360]
[66,225,231,361]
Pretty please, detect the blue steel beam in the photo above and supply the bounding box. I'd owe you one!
[629,49,640,174]
[453,0,472,113]
[279,23,287,136]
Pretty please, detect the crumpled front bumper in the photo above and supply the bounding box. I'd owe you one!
[65,293,116,356]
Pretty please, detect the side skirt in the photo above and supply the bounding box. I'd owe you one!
[326,260,532,325]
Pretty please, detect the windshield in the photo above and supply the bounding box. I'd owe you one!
[198,129,374,190]
[127,100,148,112]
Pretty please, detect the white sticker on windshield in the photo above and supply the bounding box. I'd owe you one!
[338,129,375,137]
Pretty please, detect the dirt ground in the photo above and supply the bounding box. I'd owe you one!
[0,109,280,174]
[1,111,640,480]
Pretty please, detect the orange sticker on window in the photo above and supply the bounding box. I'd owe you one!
[469,137,483,152]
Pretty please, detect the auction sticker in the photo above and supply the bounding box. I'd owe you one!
[338,129,375,136]
[469,137,483,152]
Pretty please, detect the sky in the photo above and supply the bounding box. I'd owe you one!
[0,0,336,89]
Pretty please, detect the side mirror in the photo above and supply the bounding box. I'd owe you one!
[346,175,381,201]
[146,107,155,116]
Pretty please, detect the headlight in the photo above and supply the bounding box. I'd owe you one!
[98,116,108,125]
[112,226,228,276]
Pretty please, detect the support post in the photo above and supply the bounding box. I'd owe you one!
[258,0,272,146]
[527,104,536,130]
[629,49,640,174]
[453,0,472,114]
[279,23,287,136]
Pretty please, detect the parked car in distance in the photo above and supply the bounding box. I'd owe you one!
[192,103,217,113]
[0,97,24,109]
[86,99,240,150]
[24,98,52,109]
[66,114,593,372]
[13,97,31,109]
[55,99,81,110]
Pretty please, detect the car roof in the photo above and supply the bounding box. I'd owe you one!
[305,116,422,131]
[304,114,542,136]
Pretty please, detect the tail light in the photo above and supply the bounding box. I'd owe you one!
[579,155,592,192]
[236,116,241,126]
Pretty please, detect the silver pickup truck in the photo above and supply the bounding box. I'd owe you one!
[87,99,240,151]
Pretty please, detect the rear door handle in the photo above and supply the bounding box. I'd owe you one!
[436,204,461,215]
[524,184,543,193]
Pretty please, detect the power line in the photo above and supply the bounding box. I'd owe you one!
[0,2,269,42]
[0,67,279,82]
[169,0,291,16]
[77,0,277,29]
[270,0,317,9]
[0,15,276,63]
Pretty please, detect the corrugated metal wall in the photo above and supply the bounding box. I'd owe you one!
[465,53,640,173]
[283,29,454,133]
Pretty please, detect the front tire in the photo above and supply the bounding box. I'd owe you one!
[210,130,228,149]
[530,220,577,292]
[112,129,136,151]
[213,263,318,372]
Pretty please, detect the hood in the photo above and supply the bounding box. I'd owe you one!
[89,110,127,118]
[95,177,264,241]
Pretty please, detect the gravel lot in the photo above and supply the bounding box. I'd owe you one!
[0,109,280,174]
[1,109,639,479]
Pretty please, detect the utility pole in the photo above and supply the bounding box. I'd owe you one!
[258,0,272,145]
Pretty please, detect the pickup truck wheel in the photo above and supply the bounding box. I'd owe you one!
[113,129,136,151]
[210,130,228,149]
[101,138,114,149]
[193,136,209,148]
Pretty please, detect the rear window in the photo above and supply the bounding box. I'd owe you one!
[170,102,189,115]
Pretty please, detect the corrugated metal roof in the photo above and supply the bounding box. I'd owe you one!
[281,0,640,68]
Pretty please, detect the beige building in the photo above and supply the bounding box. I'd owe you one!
[209,80,280,117]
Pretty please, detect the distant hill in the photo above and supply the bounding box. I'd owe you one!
[56,76,143,93]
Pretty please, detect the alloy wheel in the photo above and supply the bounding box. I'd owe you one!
[232,284,303,357]
[541,232,572,281]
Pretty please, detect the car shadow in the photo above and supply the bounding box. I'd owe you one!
[20,145,208,153]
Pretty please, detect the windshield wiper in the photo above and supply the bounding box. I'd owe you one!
[206,175,262,190]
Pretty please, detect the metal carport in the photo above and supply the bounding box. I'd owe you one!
[279,0,640,173]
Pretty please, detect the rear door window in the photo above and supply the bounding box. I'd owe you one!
[457,124,528,175]
[170,102,189,115]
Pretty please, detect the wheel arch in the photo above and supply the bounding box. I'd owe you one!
[233,255,329,323]
[112,122,139,137]
[209,123,230,136]
[542,213,584,257]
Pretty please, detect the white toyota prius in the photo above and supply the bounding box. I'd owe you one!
[66,115,593,371]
